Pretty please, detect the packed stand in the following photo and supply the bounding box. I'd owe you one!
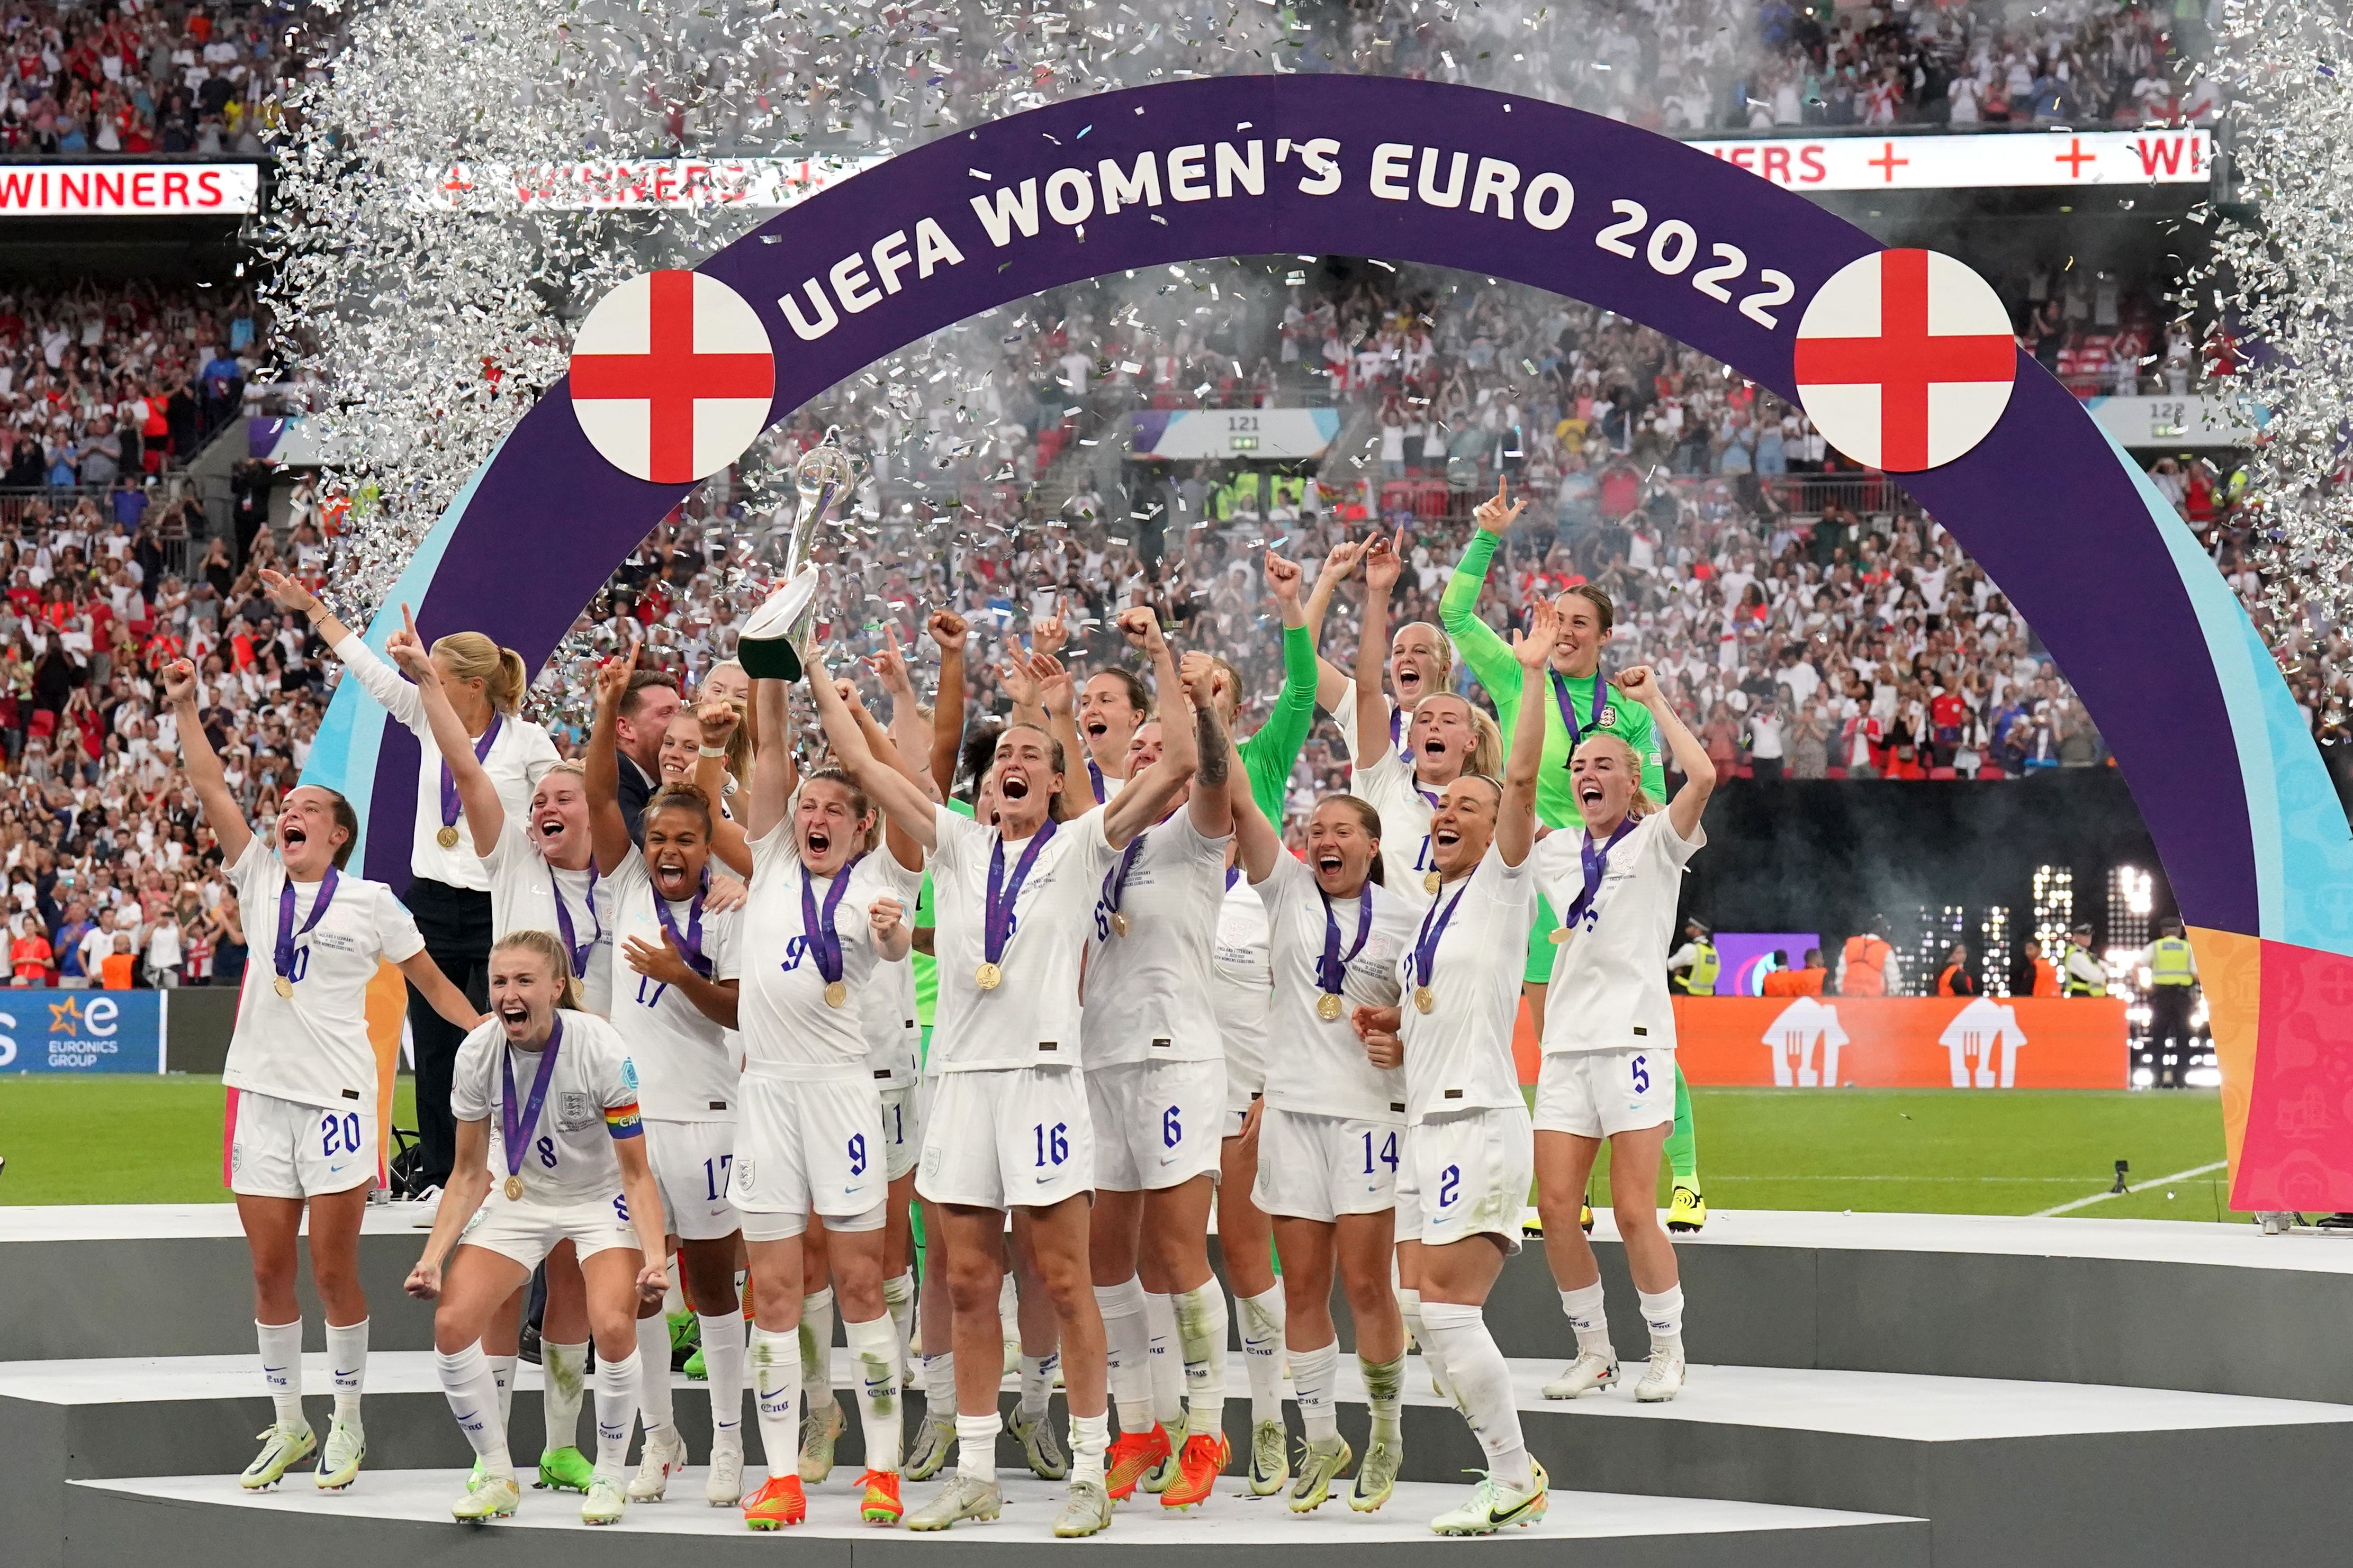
[0,0,328,155]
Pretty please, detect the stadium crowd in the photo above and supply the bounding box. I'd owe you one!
[0,0,309,156]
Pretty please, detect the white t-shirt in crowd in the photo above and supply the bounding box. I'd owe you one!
[1081,809,1231,1067]
[220,837,428,1117]
[1254,851,1418,1122]
[1396,842,1536,1125]
[1535,810,1706,1055]
[1349,745,1439,905]
[739,823,920,1081]
[483,820,611,1014]
[605,854,742,1122]
[1211,869,1272,1099]
[926,803,1118,1074]
[450,1010,641,1206]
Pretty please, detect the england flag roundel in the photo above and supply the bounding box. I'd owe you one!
[568,269,775,485]
[1792,249,2016,474]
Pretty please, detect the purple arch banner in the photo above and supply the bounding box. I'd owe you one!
[305,74,2353,1210]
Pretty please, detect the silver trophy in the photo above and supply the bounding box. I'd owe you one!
[783,424,856,579]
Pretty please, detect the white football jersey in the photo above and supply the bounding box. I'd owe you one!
[1211,869,1272,1101]
[1349,746,1438,905]
[1254,851,1418,1122]
[1396,842,1536,1125]
[926,803,1117,1073]
[484,821,610,1014]
[1081,810,1230,1067]
[606,854,743,1121]
[860,868,923,1090]
[1535,811,1706,1056]
[450,1010,642,1207]
[738,822,919,1081]
[220,838,426,1118]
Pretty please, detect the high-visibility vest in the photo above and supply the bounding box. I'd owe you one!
[1674,942,1719,995]
[2064,947,2104,996]
[2150,937,2196,986]
[1842,935,1889,996]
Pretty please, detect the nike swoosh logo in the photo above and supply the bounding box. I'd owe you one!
[1483,1490,1545,1528]
[332,1369,358,1380]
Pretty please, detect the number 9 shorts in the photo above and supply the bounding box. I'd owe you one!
[915,1064,1094,1210]
[729,1073,889,1241]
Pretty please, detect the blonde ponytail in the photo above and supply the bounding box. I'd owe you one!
[431,631,528,715]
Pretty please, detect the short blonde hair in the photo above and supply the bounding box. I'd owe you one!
[1571,732,1655,815]
[492,927,583,1009]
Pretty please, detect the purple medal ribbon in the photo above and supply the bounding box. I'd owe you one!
[1410,880,1471,991]
[1086,756,1107,804]
[655,869,713,978]
[440,711,503,835]
[985,819,1059,967]
[1102,831,1147,922]
[499,1013,564,1184]
[799,851,868,986]
[1561,818,1638,931]
[1315,882,1373,996]
[551,864,601,978]
[274,865,339,988]
[1225,866,1242,892]
[1548,667,1606,765]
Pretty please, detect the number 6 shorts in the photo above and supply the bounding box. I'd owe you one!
[729,1073,889,1241]
[1086,1057,1224,1193]
[1532,1047,1676,1139]
[916,1064,1094,1210]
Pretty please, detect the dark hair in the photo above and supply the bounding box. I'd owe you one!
[958,718,1004,803]
[1562,582,1616,632]
[1089,666,1151,717]
[618,669,681,722]
[1804,948,1823,966]
[1314,794,1385,886]
[995,722,1070,818]
[644,781,713,834]
[296,785,361,869]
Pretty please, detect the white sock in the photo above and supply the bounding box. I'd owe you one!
[847,1313,904,1473]
[1291,1339,1339,1441]
[593,1346,641,1481]
[955,1411,1001,1481]
[922,1349,956,1426]
[1143,1290,1186,1438]
[800,1286,835,1394]
[541,1341,590,1454]
[1360,1350,1406,1444]
[634,1313,676,1436]
[997,1270,1018,1344]
[750,1325,801,1474]
[1174,1283,1228,1438]
[256,1319,304,1430]
[1238,1284,1287,1426]
[1019,1352,1059,1424]
[663,1277,685,1316]
[1095,1278,1152,1435]
[436,1342,514,1478]
[882,1270,916,1366]
[325,1319,367,1425]
[1561,1282,1614,1359]
[1638,1285,1685,1353]
[1069,1410,1109,1485]
[1399,1286,1449,1400]
[488,1353,518,1433]
[1420,1302,1530,1490]
[698,1312,746,1454]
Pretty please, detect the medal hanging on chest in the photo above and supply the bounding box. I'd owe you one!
[1549,667,1605,766]
[1550,818,1638,944]
[799,853,867,1009]
[272,866,339,1001]
[437,712,503,851]
[654,871,715,980]
[978,821,1056,993]
[1102,832,1147,939]
[1409,880,1470,1013]
[1315,882,1373,1022]
[500,1016,563,1202]
[552,863,602,980]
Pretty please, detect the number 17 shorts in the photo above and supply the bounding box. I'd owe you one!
[916,1064,1094,1210]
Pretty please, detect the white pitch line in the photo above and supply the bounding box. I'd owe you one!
[2032,1159,2229,1217]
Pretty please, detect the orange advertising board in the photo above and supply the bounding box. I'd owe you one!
[1665,996,2129,1089]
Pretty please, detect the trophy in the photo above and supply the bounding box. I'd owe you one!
[783,424,857,579]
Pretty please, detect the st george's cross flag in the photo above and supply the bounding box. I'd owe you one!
[569,269,775,484]
[1792,248,2017,474]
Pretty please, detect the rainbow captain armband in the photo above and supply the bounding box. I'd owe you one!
[605,1101,643,1139]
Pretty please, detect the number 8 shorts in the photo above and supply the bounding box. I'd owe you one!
[1532,1048,1675,1139]
[916,1064,1093,1210]
[729,1073,889,1241]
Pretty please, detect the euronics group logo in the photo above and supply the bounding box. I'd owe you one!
[0,990,166,1073]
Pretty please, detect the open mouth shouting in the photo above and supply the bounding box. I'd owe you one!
[536,813,566,844]
[804,823,833,859]
[497,995,533,1035]
[1578,778,1607,808]
[1314,846,1346,878]
[999,769,1032,803]
[1395,663,1426,702]
[1432,824,1463,852]
[651,851,695,900]
[279,817,308,853]
[1083,715,1108,742]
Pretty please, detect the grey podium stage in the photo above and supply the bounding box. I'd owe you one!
[8,1202,2353,1568]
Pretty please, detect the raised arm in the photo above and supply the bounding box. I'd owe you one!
[806,645,940,853]
[869,629,937,804]
[686,699,752,877]
[388,606,504,855]
[1229,729,1281,883]
[745,676,797,843]
[1442,479,1528,710]
[1307,535,1366,714]
[262,568,421,729]
[926,609,968,802]
[1184,650,1233,839]
[1031,649,1096,826]
[1103,607,1194,849]
[1354,527,1403,763]
[999,633,1048,735]
[1500,600,1558,867]
[584,649,637,877]
[843,676,927,872]
[161,658,250,866]
[1617,665,1715,842]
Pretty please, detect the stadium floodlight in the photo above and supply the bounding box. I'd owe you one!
[1981,905,2012,996]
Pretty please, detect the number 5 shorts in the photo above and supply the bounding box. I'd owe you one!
[1533,1047,1676,1139]
[916,1063,1094,1210]
[1086,1057,1224,1193]
[641,1119,744,1242]
[729,1072,889,1242]
[1399,1103,1534,1253]
[1252,1104,1402,1222]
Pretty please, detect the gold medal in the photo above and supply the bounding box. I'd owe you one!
[1110,911,1131,938]
[1423,869,1442,894]
[1316,992,1344,1021]
[824,980,848,1009]
[1549,927,1572,945]
[436,825,461,849]
[1413,986,1436,1014]
[975,962,1003,991]
[503,1174,524,1202]
[273,975,294,999]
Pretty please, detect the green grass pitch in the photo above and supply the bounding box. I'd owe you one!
[0,1076,2232,1221]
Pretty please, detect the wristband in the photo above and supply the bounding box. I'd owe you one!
[697,744,728,759]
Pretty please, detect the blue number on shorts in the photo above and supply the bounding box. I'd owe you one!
[537,1135,558,1169]
[1360,1130,1401,1174]
[703,1154,733,1202]
[779,936,807,973]
[1630,1054,1650,1095]
[1438,1164,1462,1209]
[614,1193,629,1222]
[1161,1105,1183,1148]
[848,1134,868,1176]
[890,1102,904,1141]
[1034,1122,1069,1167]
[636,975,670,1010]
[320,1111,360,1157]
